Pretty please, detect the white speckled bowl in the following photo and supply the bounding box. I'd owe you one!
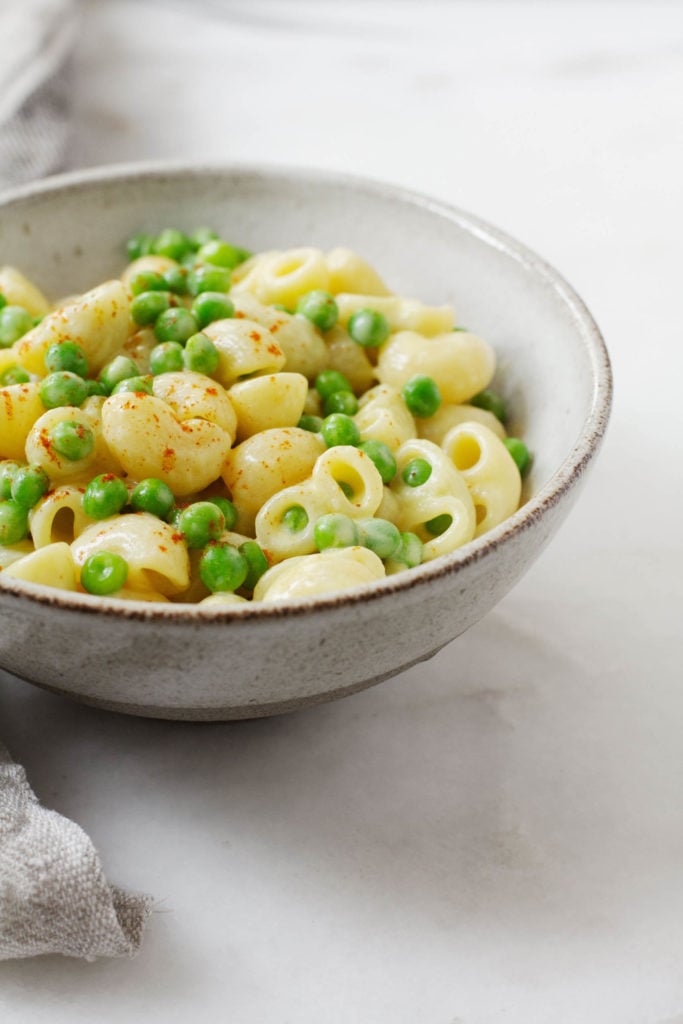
[0,164,611,719]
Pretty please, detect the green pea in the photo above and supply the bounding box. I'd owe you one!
[11,464,49,509]
[0,366,30,385]
[199,543,248,593]
[168,505,184,529]
[402,457,432,487]
[402,375,442,418]
[189,227,219,249]
[206,496,238,531]
[0,306,34,348]
[187,265,231,296]
[112,374,154,395]
[183,333,220,375]
[39,371,89,410]
[191,291,234,329]
[49,420,95,461]
[197,239,247,269]
[357,439,397,484]
[179,251,199,271]
[296,290,339,332]
[154,307,198,344]
[99,355,140,394]
[0,293,6,310]
[315,369,352,401]
[162,266,190,295]
[357,517,401,560]
[83,474,129,519]
[323,390,359,416]
[153,228,193,261]
[80,551,129,595]
[320,413,360,448]
[177,501,225,549]
[386,531,424,571]
[126,233,155,261]
[504,437,532,475]
[348,308,390,348]
[425,513,452,536]
[239,540,269,589]
[0,500,28,544]
[130,290,172,326]
[130,478,176,520]
[314,513,359,551]
[470,388,506,424]
[128,269,167,295]
[0,461,19,500]
[149,341,184,375]
[297,414,323,433]
[84,379,108,397]
[282,505,309,533]
[45,341,89,378]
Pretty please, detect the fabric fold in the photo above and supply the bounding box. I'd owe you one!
[0,744,153,960]
[0,0,79,188]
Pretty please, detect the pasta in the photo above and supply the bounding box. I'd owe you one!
[0,227,531,604]
[228,372,308,441]
[376,329,496,403]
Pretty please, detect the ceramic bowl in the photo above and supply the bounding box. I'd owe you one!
[0,164,612,719]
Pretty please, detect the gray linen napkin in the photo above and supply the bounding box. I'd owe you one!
[0,0,78,188]
[0,745,152,960]
[0,0,153,960]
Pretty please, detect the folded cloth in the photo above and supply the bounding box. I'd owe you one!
[0,0,78,188]
[0,744,152,960]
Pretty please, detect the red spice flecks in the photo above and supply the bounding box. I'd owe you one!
[234,311,246,319]
[101,473,116,482]
[206,387,218,396]
[267,343,280,356]
[171,532,184,543]
[37,429,59,463]
[162,447,176,472]
[2,391,12,420]
[249,330,261,342]
[158,545,168,553]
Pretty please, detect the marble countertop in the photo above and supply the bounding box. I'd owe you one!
[2,2,682,1021]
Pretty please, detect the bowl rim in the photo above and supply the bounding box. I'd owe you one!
[0,159,613,621]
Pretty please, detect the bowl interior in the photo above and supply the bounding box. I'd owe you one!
[0,165,604,513]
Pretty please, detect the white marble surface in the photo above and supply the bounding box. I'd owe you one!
[2,1,683,1021]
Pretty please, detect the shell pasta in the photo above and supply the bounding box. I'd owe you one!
[0,230,531,604]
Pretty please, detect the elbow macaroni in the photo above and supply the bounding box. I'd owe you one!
[441,422,521,536]
[376,329,496,404]
[0,232,528,605]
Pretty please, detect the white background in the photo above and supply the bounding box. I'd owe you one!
[2,2,683,1022]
